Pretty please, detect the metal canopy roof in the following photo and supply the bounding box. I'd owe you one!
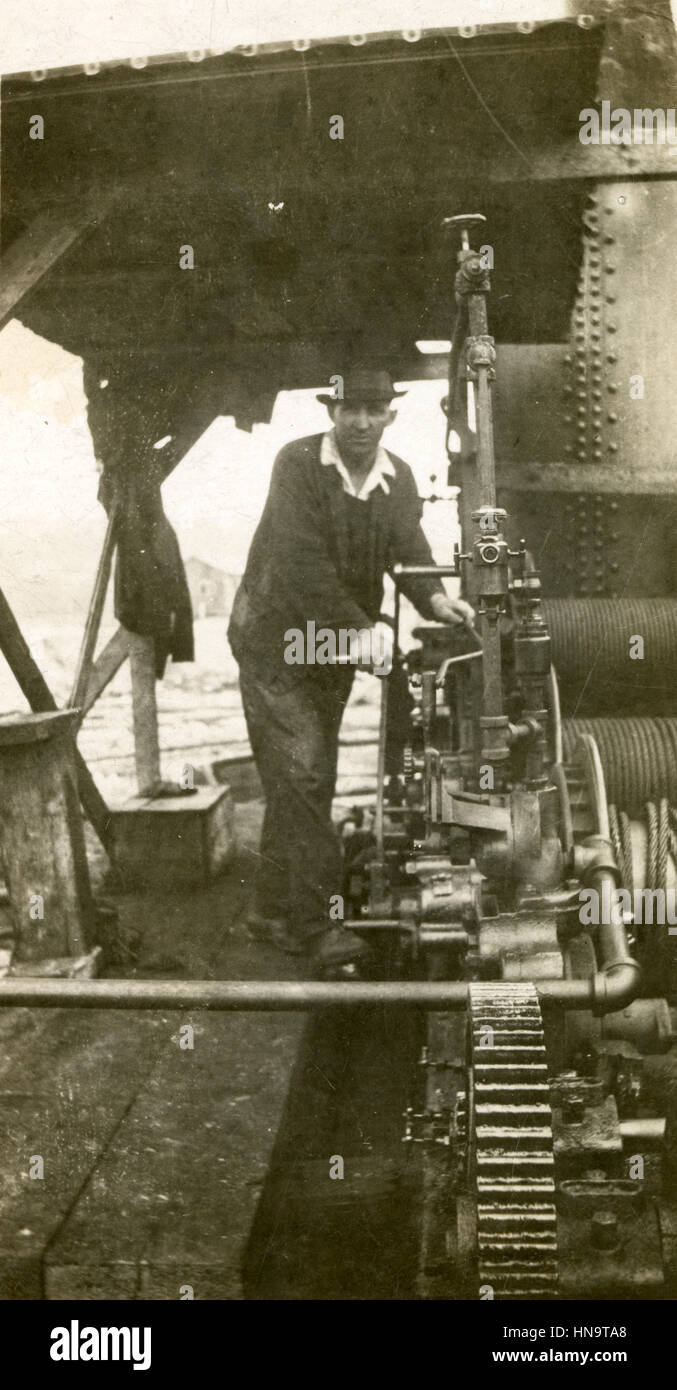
[1,2,602,80]
[3,5,670,469]
[2,26,601,357]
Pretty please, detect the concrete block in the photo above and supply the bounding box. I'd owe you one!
[109,785,236,890]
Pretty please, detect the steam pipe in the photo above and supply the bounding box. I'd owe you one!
[0,956,640,1014]
[0,862,640,1015]
[0,979,471,1010]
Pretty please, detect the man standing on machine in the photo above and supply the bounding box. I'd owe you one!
[228,364,474,975]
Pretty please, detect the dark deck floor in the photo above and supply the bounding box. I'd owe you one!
[0,801,307,1300]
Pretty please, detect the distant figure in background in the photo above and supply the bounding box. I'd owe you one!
[228,365,473,975]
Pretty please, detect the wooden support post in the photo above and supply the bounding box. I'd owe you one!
[128,632,161,796]
[70,505,118,712]
[0,711,95,962]
[0,586,112,853]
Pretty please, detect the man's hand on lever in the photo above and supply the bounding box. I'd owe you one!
[332,622,394,677]
[359,599,478,679]
[369,620,394,678]
[430,592,476,627]
[335,598,477,681]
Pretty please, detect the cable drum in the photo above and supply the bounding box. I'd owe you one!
[544,599,677,717]
[606,798,677,993]
[562,717,677,818]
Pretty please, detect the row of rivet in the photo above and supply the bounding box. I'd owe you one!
[562,492,620,597]
[26,17,604,79]
[563,190,620,471]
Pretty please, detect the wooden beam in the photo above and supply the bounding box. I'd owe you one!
[0,202,109,333]
[70,505,118,710]
[128,632,161,796]
[0,586,112,853]
[80,626,131,719]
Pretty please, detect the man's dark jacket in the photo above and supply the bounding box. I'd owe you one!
[228,432,444,671]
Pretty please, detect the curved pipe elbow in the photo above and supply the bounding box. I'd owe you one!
[592,958,642,1012]
[536,958,641,1013]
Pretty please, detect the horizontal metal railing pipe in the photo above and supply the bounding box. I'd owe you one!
[0,979,470,1010]
[0,970,638,1012]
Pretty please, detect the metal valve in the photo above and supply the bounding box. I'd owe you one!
[442,212,487,251]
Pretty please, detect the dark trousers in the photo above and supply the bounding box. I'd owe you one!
[238,658,355,940]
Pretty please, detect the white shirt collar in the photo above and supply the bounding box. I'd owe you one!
[320,429,396,500]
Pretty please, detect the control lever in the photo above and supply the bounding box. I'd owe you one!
[435,650,482,688]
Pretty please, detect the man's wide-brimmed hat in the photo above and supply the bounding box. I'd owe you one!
[316,366,407,407]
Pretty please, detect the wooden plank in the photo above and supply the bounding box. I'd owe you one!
[0,1006,167,1299]
[0,710,78,746]
[0,204,104,333]
[80,625,131,717]
[70,506,118,710]
[0,587,112,853]
[44,1010,303,1300]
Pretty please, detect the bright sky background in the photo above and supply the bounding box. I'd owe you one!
[0,317,460,626]
[1,2,585,75]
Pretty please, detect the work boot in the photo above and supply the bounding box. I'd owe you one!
[245,912,306,956]
[306,925,372,975]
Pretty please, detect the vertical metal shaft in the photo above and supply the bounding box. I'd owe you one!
[374,672,388,860]
[467,292,496,509]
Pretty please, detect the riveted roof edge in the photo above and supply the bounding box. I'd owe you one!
[4,14,602,86]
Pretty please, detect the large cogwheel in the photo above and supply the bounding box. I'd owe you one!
[467,981,558,1300]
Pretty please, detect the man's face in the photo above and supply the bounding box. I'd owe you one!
[330,400,395,465]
